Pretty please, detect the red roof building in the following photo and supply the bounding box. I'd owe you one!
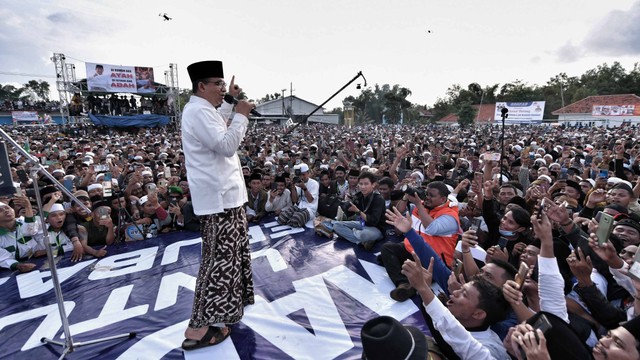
[552,94,640,127]
[437,104,496,125]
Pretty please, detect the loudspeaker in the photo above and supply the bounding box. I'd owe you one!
[0,142,17,196]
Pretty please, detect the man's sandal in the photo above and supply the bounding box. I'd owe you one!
[181,326,231,350]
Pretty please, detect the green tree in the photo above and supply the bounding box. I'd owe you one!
[496,79,541,102]
[456,102,476,128]
[344,84,413,124]
[254,92,281,104]
[0,84,22,101]
[431,98,453,122]
[580,62,630,95]
[571,87,598,103]
[23,80,50,102]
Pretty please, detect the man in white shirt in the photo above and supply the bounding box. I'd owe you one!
[265,175,292,215]
[277,163,319,228]
[181,60,255,350]
[402,248,511,359]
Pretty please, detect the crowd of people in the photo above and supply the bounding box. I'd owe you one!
[71,93,173,116]
[1,99,60,112]
[2,120,640,358]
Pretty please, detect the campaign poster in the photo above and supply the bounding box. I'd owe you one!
[592,104,639,116]
[86,62,155,94]
[495,101,545,123]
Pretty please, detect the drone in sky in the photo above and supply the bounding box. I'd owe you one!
[159,13,172,21]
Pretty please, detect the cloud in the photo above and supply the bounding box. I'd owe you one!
[583,1,640,56]
[46,12,74,23]
[555,41,584,63]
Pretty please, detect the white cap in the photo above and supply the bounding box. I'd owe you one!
[537,175,552,183]
[411,171,425,183]
[87,183,103,192]
[49,203,65,213]
[299,163,310,173]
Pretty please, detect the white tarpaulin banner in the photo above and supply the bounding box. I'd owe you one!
[495,101,545,123]
[592,105,639,116]
[86,62,156,94]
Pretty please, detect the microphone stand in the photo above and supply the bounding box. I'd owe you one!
[284,71,367,135]
[0,128,136,359]
[499,107,508,185]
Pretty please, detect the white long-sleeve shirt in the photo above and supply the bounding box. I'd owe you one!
[538,256,570,323]
[424,297,510,360]
[182,96,248,215]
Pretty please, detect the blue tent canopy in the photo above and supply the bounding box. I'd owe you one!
[88,113,170,127]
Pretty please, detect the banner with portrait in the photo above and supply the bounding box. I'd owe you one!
[592,104,639,116]
[85,62,156,94]
[495,101,545,123]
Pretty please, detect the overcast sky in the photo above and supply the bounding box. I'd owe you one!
[1,0,639,109]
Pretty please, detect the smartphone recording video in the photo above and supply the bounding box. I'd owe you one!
[515,262,529,290]
[596,212,614,245]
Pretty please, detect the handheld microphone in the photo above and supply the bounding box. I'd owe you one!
[224,94,262,117]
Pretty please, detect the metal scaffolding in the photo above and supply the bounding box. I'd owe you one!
[51,53,79,125]
[164,63,181,129]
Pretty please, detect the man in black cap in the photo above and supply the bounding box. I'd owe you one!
[246,172,267,223]
[345,169,360,199]
[561,179,584,210]
[181,60,255,350]
[334,166,348,198]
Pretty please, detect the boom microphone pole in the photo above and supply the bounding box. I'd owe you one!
[284,71,367,135]
[499,107,508,185]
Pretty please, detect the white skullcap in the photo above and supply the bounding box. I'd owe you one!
[87,183,103,192]
[411,171,425,183]
[49,203,65,213]
[537,175,552,183]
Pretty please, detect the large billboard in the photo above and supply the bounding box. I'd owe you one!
[86,62,156,93]
[495,101,545,123]
[592,105,639,116]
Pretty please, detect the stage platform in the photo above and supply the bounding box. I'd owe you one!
[0,217,430,359]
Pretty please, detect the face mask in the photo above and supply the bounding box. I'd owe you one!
[499,229,517,237]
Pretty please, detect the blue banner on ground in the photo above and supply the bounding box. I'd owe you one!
[0,218,429,359]
[88,114,169,128]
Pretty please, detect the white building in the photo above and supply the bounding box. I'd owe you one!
[552,94,640,127]
[254,95,339,125]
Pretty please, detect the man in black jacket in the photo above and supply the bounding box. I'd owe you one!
[332,172,386,251]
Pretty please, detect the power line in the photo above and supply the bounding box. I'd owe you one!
[0,71,56,79]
